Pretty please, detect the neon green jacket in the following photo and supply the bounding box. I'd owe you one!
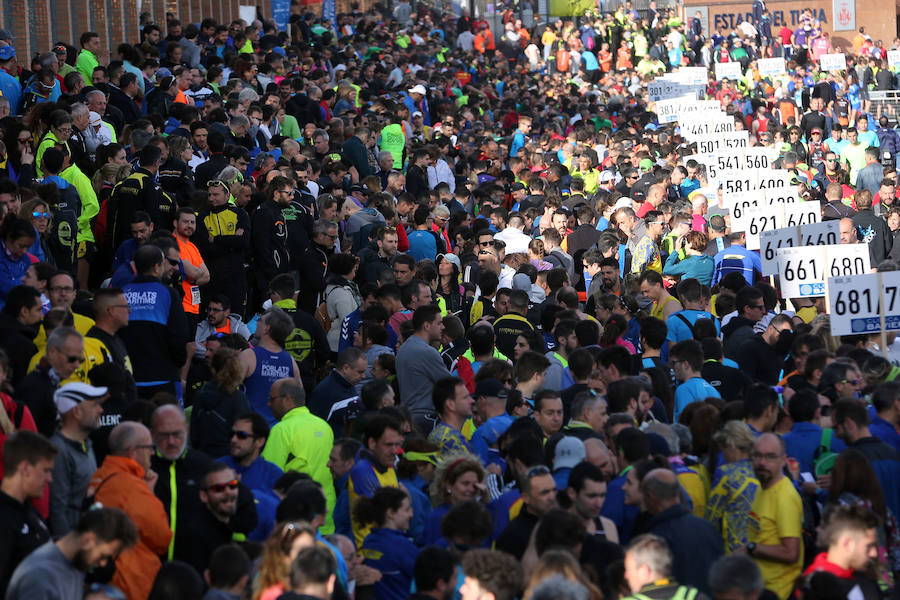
[76,49,99,83]
[61,164,99,243]
[262,405,336,533]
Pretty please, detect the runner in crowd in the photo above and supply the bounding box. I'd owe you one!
[2,5,900,600]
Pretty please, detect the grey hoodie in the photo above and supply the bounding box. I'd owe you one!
[194,314,252,359]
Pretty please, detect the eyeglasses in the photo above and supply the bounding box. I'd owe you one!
[32,212,51,219]
[208,306,225,313]
[66,354,85,364]
[751,452,783,461]
[231,430,253,440]
[839,379,859,386]
[167,258,180,266]
[207,480,239,493]
[479,241,493,247]
[207,179,229,190]
[750,304,766,310]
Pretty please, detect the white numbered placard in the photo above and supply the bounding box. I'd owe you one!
[758,57,787,77]
[819,53,847,72]
[828,272,900,336]
[782,200,820,227]
[714,62,742,81]
[777,244,870,298]
[733,205,778,250]
[799,220,840,246]
[742,148,771,170]
[695,131,749,154]
[889,50,900,68]
[760,227,798,275]
[655,94,695,123]
[681,118,735,141]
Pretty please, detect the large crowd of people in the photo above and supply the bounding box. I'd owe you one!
[0,2,900,600]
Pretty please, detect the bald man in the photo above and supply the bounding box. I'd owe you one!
[839,217,858,244]
[642,468,723,594]
[744,433,803,600]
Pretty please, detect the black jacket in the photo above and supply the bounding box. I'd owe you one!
[0,490,50,598]
[189,381,252,458]
[735,334,781,385]
[251,199,291,283]
[14,362,59,437]
[565,223,603,256]
[298,242,332,314]
[158,157,195,210]
[0,313,38,387]
[107,85,141,125]
[495,508,539,560]
[852,208,893,265]
[151,448,257,564]
[647,504,724,594]
[194,154,229,189]
[106,167,172,251]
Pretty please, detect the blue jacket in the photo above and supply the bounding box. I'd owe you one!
[712,243,761,286]
[783,422,846,474]
[0,71,22,115]
[599,470,639,543]
[0,243,35,310]
[423,503,451,547]
[850,437,900,519]
[647,504,724,595]
[870,415,900,453]
[663,252,715,285]
[361,528,419,600]
[120,276,190,385]
[218,455,283,493]
[399,477,431,546]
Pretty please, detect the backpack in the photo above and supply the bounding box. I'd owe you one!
[314,286,343,333]
[813,428,838,477]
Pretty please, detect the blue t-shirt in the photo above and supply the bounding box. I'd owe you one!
[666,310,721,345]
[674,377,721,421]
[406,230,437,262]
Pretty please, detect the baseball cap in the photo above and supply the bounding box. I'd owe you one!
[54,383,108,414]
[89,111,102,127]
[436,253,461,270]
[599,171,615,183]
[408,84,427,95]
[614,197,634,210]
[553,436,586,471]
[639,158,654,172]
[334,63,347,72]
[350,183,370,194]
[0,30,12,42]
[510,182,526,192]
[0,46,15,61]
[811,127,822,134]
[412,110,423,118]
[474,378,505,398]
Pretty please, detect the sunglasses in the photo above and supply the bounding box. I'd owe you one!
[207,479,239,493]
[231,430,253,440]
[32,211,51,219]
[526,465,551,477]
[66,354,85,364]
[167,258,180,266]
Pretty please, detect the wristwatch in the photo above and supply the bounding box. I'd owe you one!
[747,542,757,556]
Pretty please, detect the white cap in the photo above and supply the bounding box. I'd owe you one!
[412,110,423,118]
[54,382,108,414]
[553,436,586,470]
[614,197,634,210]
[334,63,347,71]
[89,111,102,127]
[408,84,427,96]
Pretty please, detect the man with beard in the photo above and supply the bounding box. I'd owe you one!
[742,433,803,600]
[6,507,137,600]
[597,256,624,296]
[177,462,245,573]
[218,412,283,494]
[150,405,257,563]
[736,314,794,386]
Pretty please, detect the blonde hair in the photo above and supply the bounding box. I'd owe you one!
[429,453,484,505]
[252,522,317,600]
[523,550,602,600]
[713,420,755,455]
[211,347,244,394]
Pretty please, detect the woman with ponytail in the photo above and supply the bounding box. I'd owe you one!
[354,486,418,600]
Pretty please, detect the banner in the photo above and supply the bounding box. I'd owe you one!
[819,53,847,71]
[757,57,786,77]
[323,0,337,27]
[271,0,291,31]
[833,0,856,31]
[714,62,742,81]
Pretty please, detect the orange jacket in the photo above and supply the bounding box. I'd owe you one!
[90,456,172,600]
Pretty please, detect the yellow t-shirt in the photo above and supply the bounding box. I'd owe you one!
[33,312,96,352]
[27,336,111,384]
[748,476,804,599]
